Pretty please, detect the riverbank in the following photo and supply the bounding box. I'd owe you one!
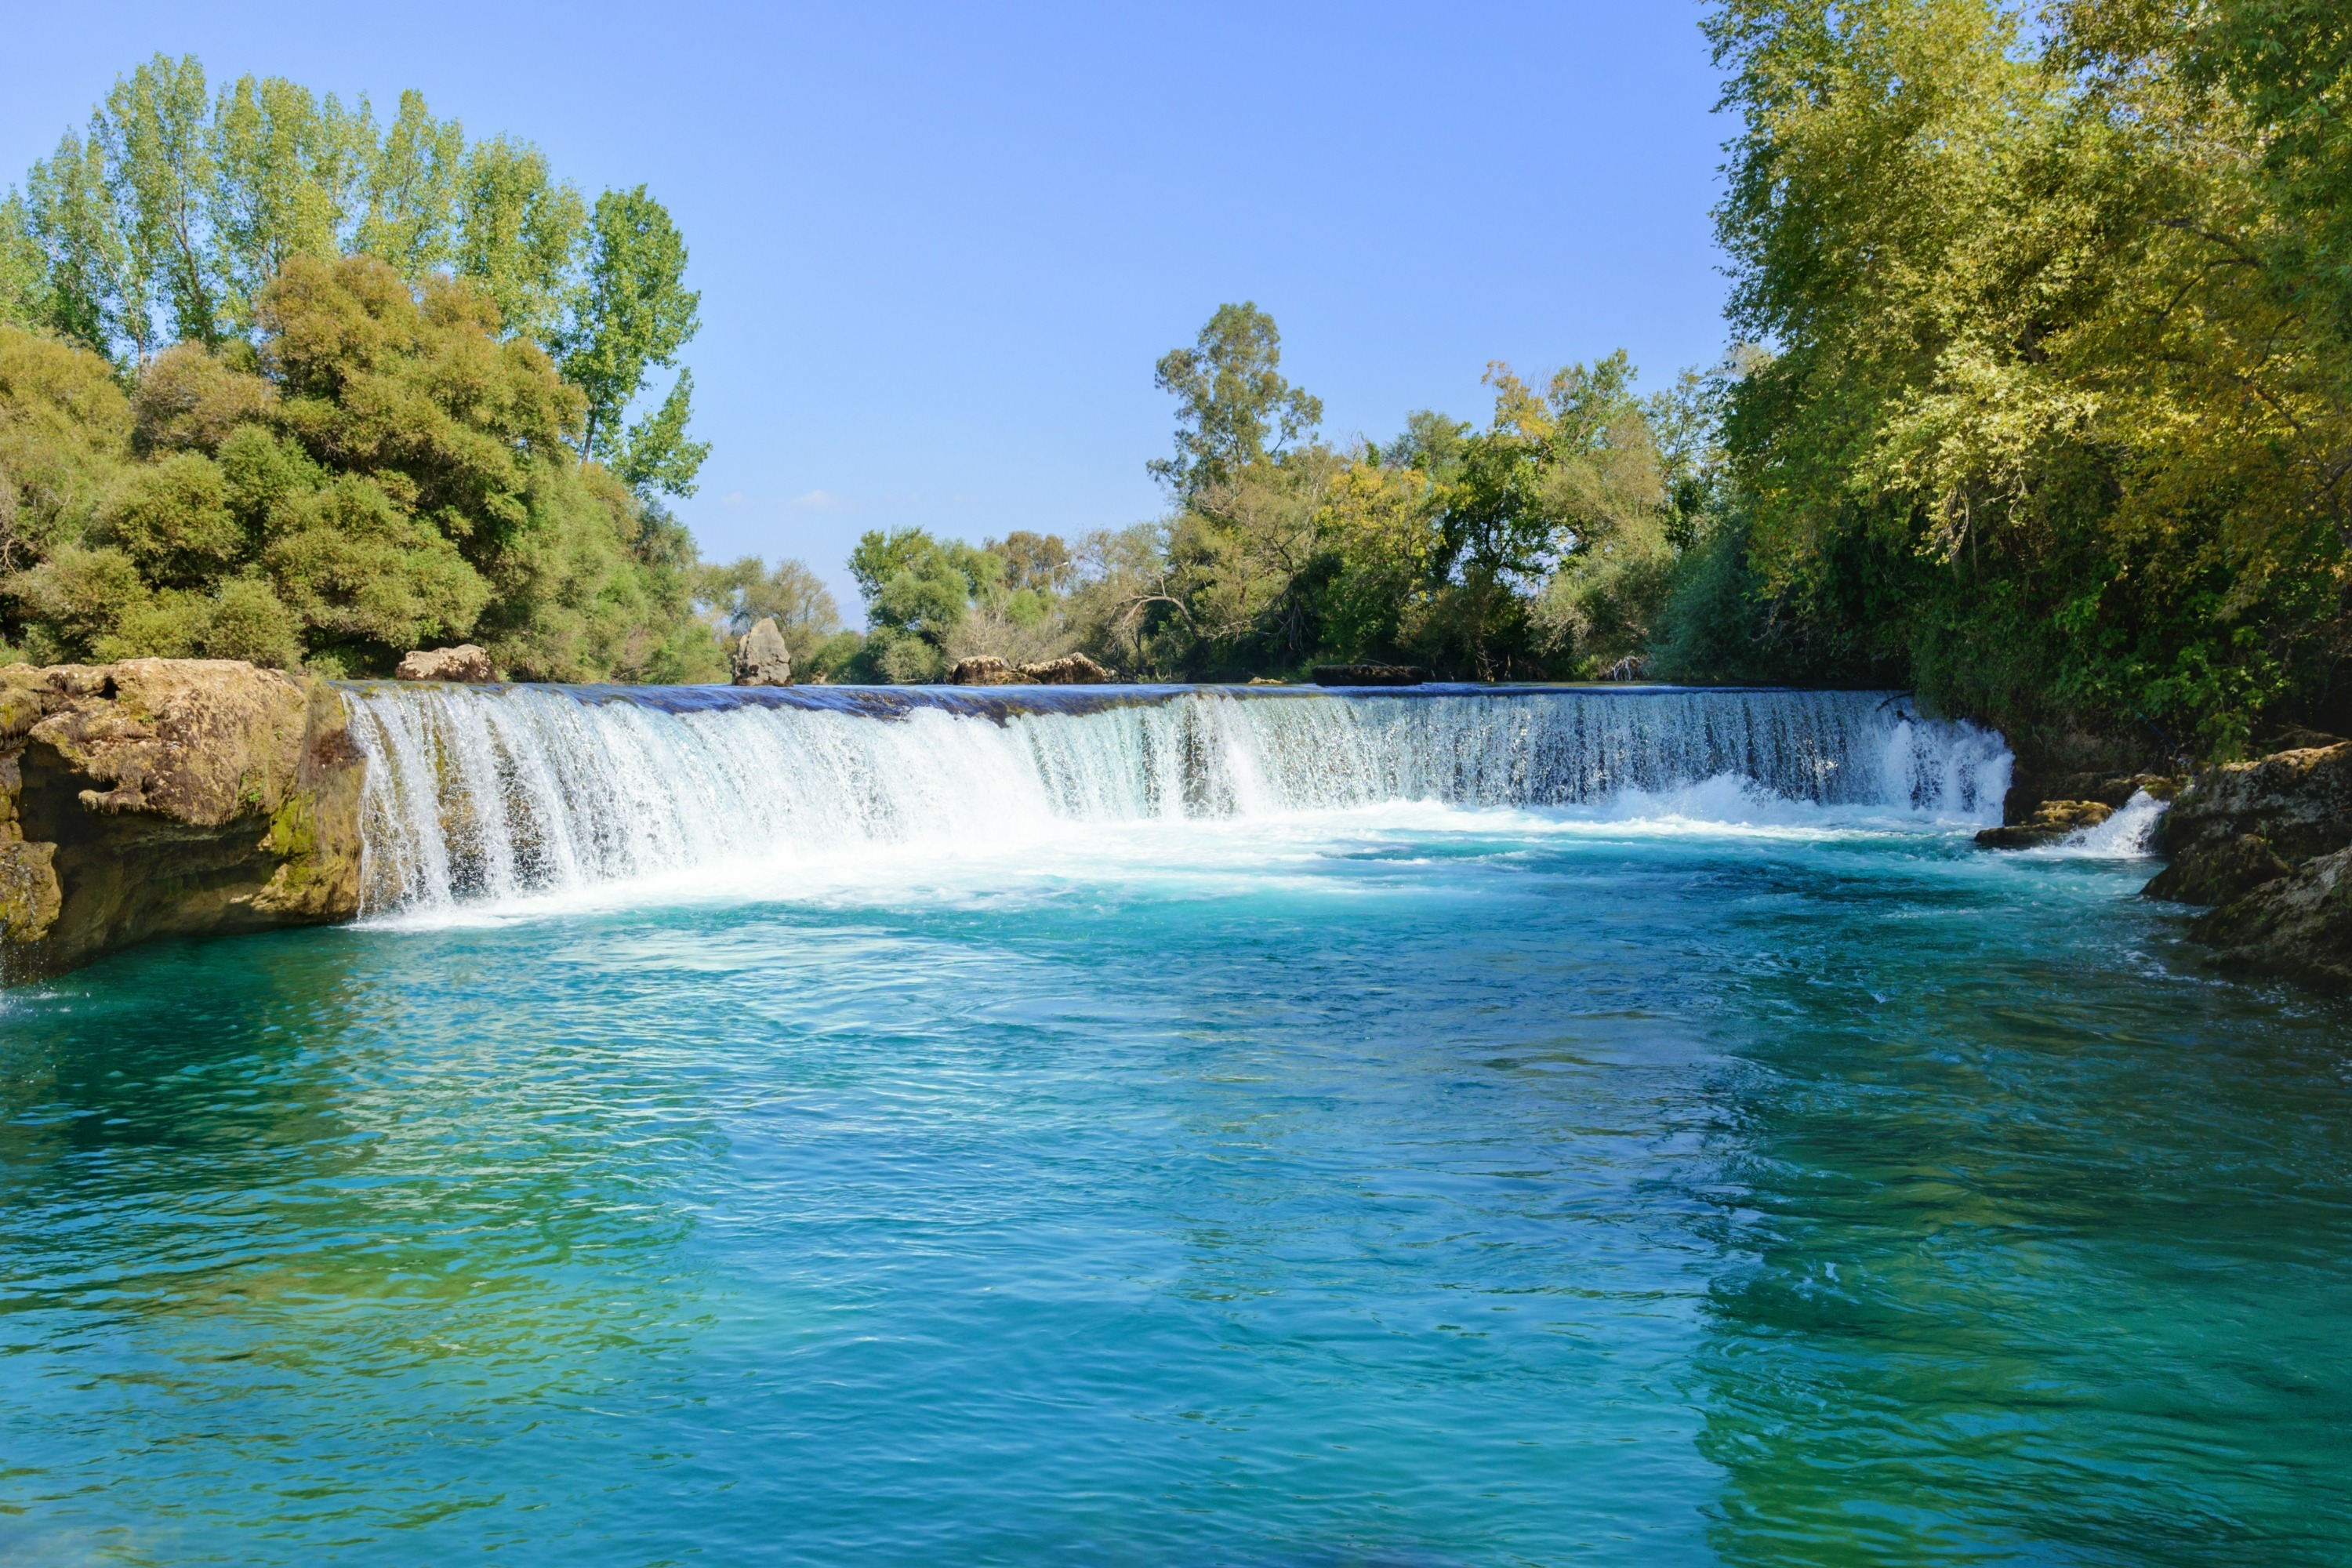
[5,657,2349,992]
[0,660,363,981]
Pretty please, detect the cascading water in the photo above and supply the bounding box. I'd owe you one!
[342,683,2011,916]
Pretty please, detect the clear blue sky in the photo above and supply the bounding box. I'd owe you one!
[3,2,1733,617]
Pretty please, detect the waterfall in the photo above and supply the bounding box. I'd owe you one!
[343,683,2012,916]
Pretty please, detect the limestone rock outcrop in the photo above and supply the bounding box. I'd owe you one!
[2187,846,2352,991]
[1974,800,2114,849]
[1020,654,1112,684]
[731,618,793,686]
[948,653,1113,686]
[2146,743,2352,904]
[0,659,364,981]
[2143,741,2352,989]
[396,644,495,682]
[949,655,1016,686]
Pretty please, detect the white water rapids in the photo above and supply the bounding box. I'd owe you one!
[339,684,2013,919]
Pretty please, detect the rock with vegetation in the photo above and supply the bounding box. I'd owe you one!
[2146,744,2352,904]
[2187,848,2352,992]
[1975,800,2114,850]
[396,644,495,682]
[0,658,363,980]
[2140,742,2352,988]
[731,618,793,686]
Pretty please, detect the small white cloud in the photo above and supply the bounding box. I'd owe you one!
[719,491,748,508]
[788,489,852,514]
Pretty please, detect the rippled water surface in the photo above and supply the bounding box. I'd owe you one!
[2,802,2348,1565]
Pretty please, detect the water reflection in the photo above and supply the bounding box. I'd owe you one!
[0,924,722,1555]
[1688,860,2352,1565]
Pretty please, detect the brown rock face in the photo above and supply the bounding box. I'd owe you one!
[949,654,1113,686]
[2145,743,2352,906]
[0,659,364,982]
[1974,800,2114,849]
[2140,742,2352,989]
[949,656,1018,686]
[2190,846,2352,991]
[1019,654,1112,685]
[396,644,496,682]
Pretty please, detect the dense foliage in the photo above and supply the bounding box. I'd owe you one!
[819,0,2350,767]
[818,305,1722,685]
[1686,0,2352,759]
[0,56,727,678]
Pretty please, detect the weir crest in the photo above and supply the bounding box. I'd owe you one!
[342,684,2013,916]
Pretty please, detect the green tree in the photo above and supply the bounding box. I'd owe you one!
[1149,302,1323,499]
[99,53,218,352]
[209,74,378,335]
[559,186,701,474]
[454,133,585,348]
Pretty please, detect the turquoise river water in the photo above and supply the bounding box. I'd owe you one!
[0,684,2347,1565]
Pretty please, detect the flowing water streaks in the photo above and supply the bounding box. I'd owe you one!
[342,684,2013,916]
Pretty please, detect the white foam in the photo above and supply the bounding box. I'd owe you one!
[342,685,2012,923]
[2032,789,2169,858]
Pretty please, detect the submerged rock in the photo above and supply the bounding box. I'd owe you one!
[1975,799,2114,849]
[731,618,793,686]
[1311,664,1427,687]
[0,659,365,981]
[396,644,495,682]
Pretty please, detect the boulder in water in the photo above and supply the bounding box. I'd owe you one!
[2139,741,2352,988]
[2188,844,2352,991]
[2149,742,2352,895]
[0,659,365,980]
[396,644,495,682]
[1312,664,1427,687]
[1975,799,2113,849]
[731,618,793,686]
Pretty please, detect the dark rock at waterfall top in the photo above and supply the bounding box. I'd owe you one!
[1976,800,2114,849]
[1312,664,1426,687]
[2140,741,2352,989]
[396,644,495,682]
[1020,654,1112,684]
[948,654,1110,685]
[949,655,1018,686]
[0,659,365,980]
[731,618,793,686]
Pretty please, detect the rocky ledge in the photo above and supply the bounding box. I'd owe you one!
[2142,741,2352,989]
[948,654,1112,685]
[0,659,364,982]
